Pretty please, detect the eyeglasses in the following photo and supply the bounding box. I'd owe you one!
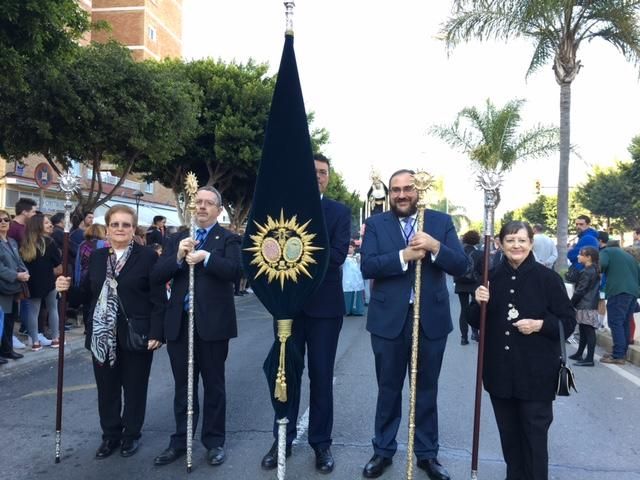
[195,199,220,207]
[109,222,133,229]
[390,185,416,195]
[0,218,10,223]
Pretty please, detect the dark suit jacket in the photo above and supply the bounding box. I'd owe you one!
[70,243,166,351]
[361,209,468,340]
[302,197,351,318]
[152,224,242,342]
[146,227,164,246]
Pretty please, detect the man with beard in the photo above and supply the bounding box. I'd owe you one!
[359,169,467,480]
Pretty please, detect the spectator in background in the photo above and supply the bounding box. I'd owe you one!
[133,226,147,246]
[146,215,166,246]
[0,208,28,362]
[75,224,108,333]
[623,245,640,346]
[20,215,62,350]
[567,215,599,271]
[568,246,601,366]
[454,230,483,344]
[633,228,640,247]
[70,211,95,252]
[50,212,65,252]
[532,224,558,269]
[342,241,365,316]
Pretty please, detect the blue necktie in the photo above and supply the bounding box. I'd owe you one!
[403,218,415,244]
[184,228,207,311]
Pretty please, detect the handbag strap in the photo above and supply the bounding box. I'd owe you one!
[558,320,567,365]
[116,295,132,327]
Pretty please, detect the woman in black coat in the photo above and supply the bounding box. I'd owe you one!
[470,221,576,480]
[56,205,165,459]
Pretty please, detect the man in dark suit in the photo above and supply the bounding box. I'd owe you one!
[146,215,166,246]
[359,169,468,480]
[260,153,351,474]
[152,186,241,468]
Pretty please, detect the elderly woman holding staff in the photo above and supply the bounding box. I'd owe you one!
[56,205,164,459]
[469,220,575,480]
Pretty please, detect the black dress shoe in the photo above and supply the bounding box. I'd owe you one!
[120,439,140,457]
[207,446,226,466]
[95,439,120,459]
[0,350,23,360]
[417,458,450,480]
[154,447,185,466]
[261,440,292,470]
[574,360,595,367]
[363,454,392,478]
[314,446,334,473]
[461,338,469,345]
[568,352,582,361]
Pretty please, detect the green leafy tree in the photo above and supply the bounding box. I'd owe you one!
[1,42,200,214]
[520,194,549,227]
[431,98,558,238]
[441,0,640,269]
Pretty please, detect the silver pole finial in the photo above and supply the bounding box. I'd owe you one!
[58,169,79,233]
[284,1,295,34]
[476,169,503,237]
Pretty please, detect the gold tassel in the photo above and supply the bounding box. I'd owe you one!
[274,319,293,402]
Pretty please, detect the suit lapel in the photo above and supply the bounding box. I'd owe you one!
[200,223,222,252]
[382,212,406,250]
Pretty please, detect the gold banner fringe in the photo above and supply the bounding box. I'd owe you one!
[274,319,293,402]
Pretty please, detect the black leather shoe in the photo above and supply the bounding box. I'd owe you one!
[461,338,469,345]
[95,439,120,459]
[154,447,185,466]
[120,439,140,457]
[207,446,226,466]
[261,440,292,470]
[314,446,334,473]
[0,350,23,360]
[417,458,450,480]
[574,360,594,367]
[568,352,582,361]
[363,454,392,478]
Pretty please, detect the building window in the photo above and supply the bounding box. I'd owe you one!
[145,182,154,194]
[148,26,157,42]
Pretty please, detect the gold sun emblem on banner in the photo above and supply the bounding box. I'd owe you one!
[245,209,323,289]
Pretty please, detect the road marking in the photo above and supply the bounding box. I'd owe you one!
[595,353,640,387]
[293,376,336,445]
[22,383,96,399]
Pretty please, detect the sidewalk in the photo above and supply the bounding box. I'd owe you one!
[0,323,87,375]
[596,329,640,366]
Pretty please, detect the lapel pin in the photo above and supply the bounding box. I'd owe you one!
[215,235,220,239]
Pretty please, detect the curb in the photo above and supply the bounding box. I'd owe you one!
[596,329,640,366]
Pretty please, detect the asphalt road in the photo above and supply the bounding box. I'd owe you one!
[2,281,640,480]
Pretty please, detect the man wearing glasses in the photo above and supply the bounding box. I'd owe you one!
[567,215,599,271]
[359,169,467,480]
[152,186,242,468]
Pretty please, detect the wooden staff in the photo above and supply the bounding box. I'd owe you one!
[406,170,434,479]
[184,172,199,473]
[55,170,79,463]
[470,170,502,479]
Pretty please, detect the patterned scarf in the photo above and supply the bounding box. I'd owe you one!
[91,243,133,366]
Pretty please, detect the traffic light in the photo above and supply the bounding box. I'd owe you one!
[535,180,541,195]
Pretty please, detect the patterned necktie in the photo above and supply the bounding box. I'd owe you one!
[403,217,415,244]
[184,228,207,311]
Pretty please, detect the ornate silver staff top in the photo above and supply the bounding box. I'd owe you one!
[58,170,79,233]
[475,169,502,236]
[284,1,295,35]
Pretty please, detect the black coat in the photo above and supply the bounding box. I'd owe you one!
[24,237,61,298]
[468,253,576,401]
[151,224,241,342]
[571,264,600,310]
[69,243,166,351]
[453,243,482,294]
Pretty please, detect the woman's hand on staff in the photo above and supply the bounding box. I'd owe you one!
[513,319,543,335]
[55,276,71,293]
[148,339,162,350]
[17,271,30,282]
[475,285,489,303]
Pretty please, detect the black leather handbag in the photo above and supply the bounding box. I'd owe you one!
[116,296,148,352]
[557,320,577,396]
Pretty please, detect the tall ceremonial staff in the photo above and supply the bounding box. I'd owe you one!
[55,170,79,463]
[184,172,199,473]
[470,169,502,479]
[406,170,434,480]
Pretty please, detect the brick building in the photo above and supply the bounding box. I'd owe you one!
[0,0,199,226]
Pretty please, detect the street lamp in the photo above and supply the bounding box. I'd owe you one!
[133,190,144,216]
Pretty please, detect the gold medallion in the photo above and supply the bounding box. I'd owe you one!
[245,209,323,289]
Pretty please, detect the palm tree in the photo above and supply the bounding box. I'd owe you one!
[440,0,640,269]
[430,97,559,209]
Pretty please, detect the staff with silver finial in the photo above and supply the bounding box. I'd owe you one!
[54,169,79,463]
[470,169,502,480]
[183,172,199,473]
[406,170,435,480]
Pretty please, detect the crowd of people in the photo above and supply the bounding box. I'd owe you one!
[2,169,639,480]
